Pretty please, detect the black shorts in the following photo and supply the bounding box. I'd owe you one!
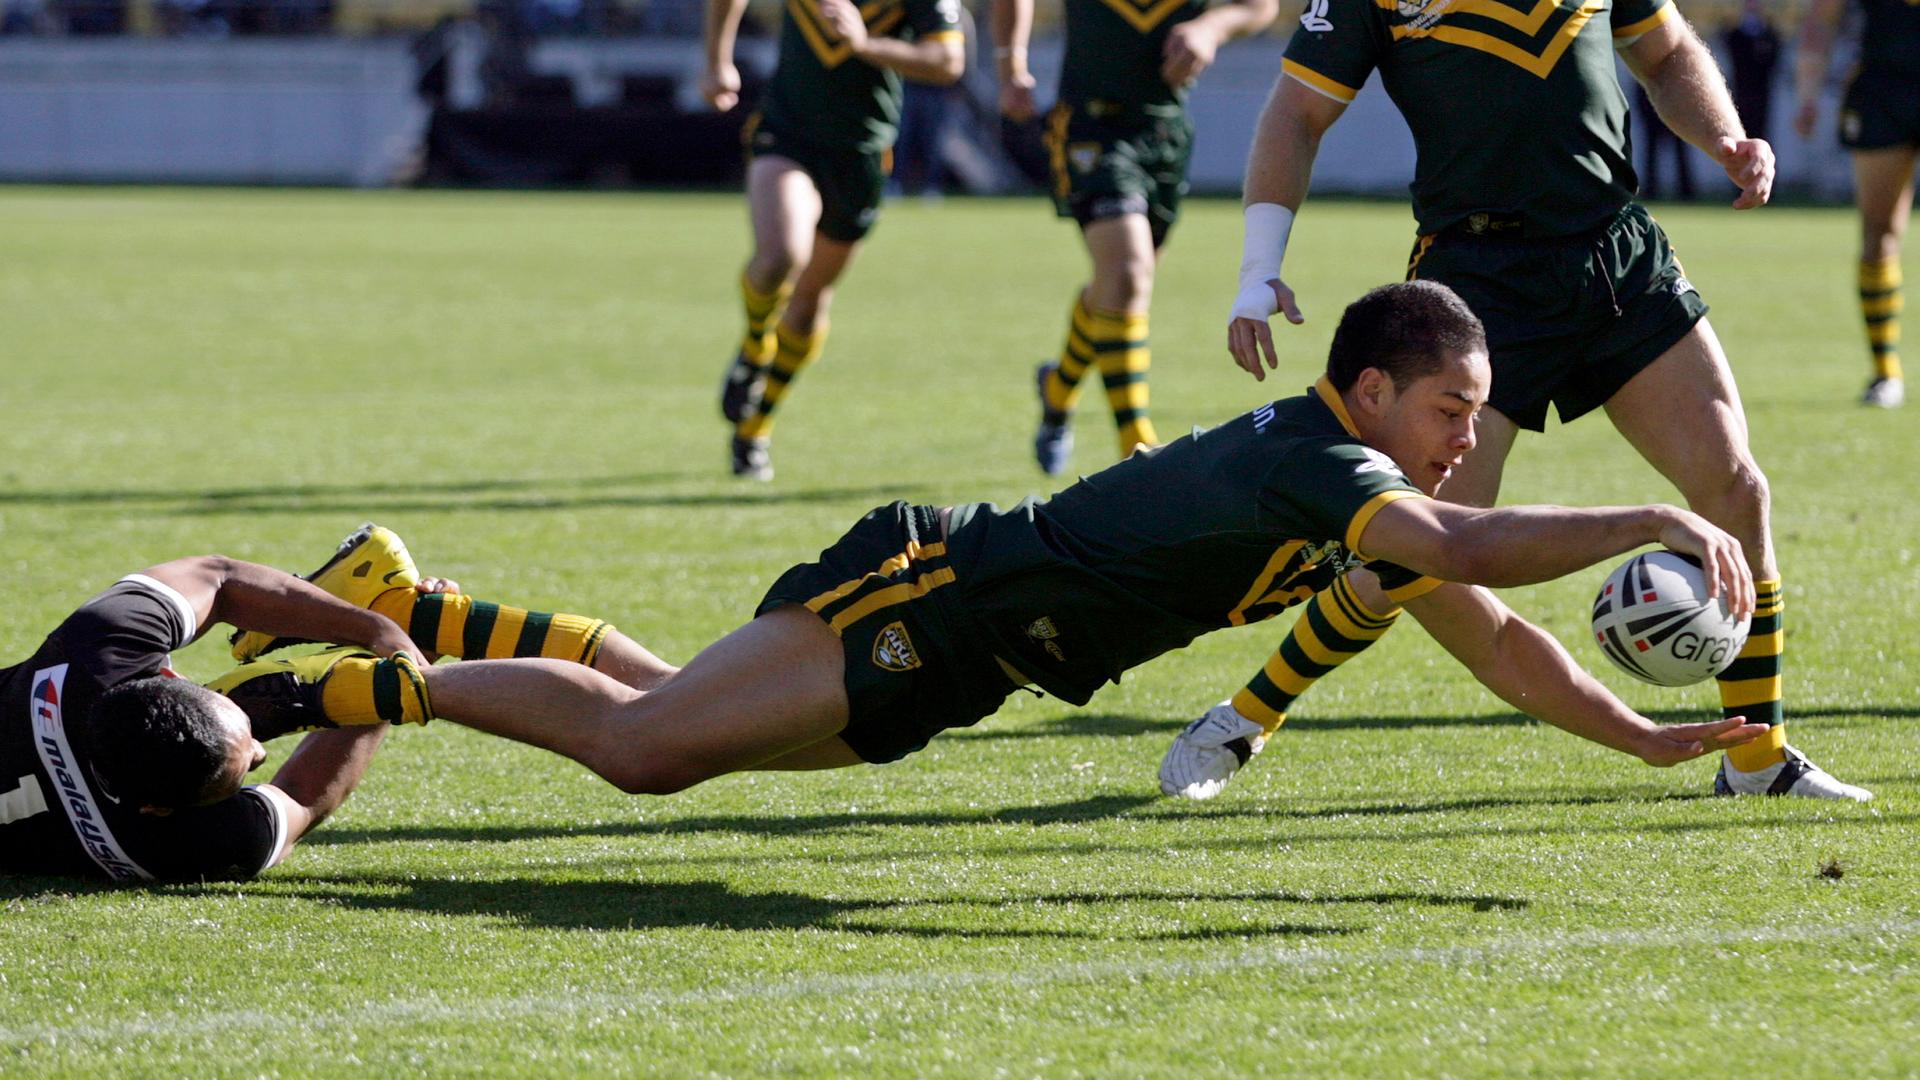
[1044,101,1192,249]
[1840,71,1920,151]
[757,502,1016,763]
[1406,203,1709,432]
[744,113,889,244]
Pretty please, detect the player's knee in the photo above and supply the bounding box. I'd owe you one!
[599,756,704,796]
[748,249,800,286]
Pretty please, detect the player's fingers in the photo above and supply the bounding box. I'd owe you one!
[1254,321,1280,374]
[1275,285,1304,325]
[1228,322,1257,377]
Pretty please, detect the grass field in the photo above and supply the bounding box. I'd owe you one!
[1,186,1915,1077]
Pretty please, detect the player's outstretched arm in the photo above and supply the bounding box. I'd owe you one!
[253,725,387,868]
[1230,77,1345,379]
[819,0,965,84]
[1621,16,1772,209]
[140,556,424,664]
[1356,498,1754,618]
[1405,584,1767,765]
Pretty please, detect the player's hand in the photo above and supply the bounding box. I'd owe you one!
[415,577,462,596]
[701,63,741,112]
[1792,100,1817,139]
[819,0,868,51]
[999,70,1037,122]
[1633,715,1769,766]
[364,619,429,668]
[1161,22,1219,87]
[1713,136,1774,210]
[1654,508,1754,621]
[1226,278,1304,381]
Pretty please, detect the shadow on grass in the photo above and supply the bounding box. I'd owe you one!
[953,705,1920,741]
[0,474,925,515]
[139,877,1520,936]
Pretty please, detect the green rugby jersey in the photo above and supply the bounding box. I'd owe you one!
[1059,0,1209,110]
[1856,0,1920,79]
[759,0,965,153]
[942,379,1442,706]
[1283,0,1677,238]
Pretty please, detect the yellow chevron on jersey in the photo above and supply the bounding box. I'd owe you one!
[1379,0,1608,79]
[1093,0,1191,33]
[787,0,909,68]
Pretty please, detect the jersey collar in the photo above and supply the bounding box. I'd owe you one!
[1313,376,1363,438]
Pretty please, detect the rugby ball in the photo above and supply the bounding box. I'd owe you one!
[1590,550,1750,687]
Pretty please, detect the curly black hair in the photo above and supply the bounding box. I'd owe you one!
[86,677,236,810]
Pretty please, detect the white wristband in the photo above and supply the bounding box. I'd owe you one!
[1230,203,1295,324]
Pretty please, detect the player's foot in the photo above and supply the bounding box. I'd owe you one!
[1861,376,1905,409]
[731,435,773,482]
[721,352,767,424]
[229,523,420,662]
[1712,745,1873,801]
[1033,363,1073,476]
[208,646,432,740]
[1158,700,1267,800]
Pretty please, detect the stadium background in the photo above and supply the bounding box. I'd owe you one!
[0,0,1860,197]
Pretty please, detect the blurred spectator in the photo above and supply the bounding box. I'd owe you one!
[55,0,125,33]
[893,79,960,197]
[1723,0,1781,144]
[1633,84,1695,201]
[2,0,51,33]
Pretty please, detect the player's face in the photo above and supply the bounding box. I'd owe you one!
[1369,350,1490,496]
[194,695,268,806]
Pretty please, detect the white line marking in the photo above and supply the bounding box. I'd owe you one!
[4,917,1916,1048]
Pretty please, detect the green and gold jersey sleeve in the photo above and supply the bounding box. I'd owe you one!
[1279,0,1384,104]
[1262,437,1427,556]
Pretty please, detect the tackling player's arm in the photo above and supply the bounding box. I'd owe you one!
[1162,0,1281,88]
[701,0,750,110]
[991,0,1035,119]
[1385,577,1768,765]
[1791,0,1847,138]
[819,0,965,84]
[252,725,388,868]
[1620,12,1773,209]
[1230,77,1349,377]
[136,555,425,664]
[1354,498,1756,618]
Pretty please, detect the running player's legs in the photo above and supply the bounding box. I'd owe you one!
[1080,213,1159,453]
[1853,146,1915,404]
[422,605,854,795]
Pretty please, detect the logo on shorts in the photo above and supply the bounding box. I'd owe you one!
[872,621,922,672]
[1068,143,1100,173]
[1025,616,1067,662]
[1671,274,1695,297]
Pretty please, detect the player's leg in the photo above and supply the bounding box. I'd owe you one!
[1852,146,1915,407]
[367,587,675,692]
[724,154,820,427]
[731,232,860,481]
[422,605,856,794]
[1081,213,1159,456]
[1603,321,1870,800]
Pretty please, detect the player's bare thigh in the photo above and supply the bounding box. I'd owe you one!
[746,155,824,287]
[1852,146,1917,261]
[602,604,854,792]
[1601,318,1776,576]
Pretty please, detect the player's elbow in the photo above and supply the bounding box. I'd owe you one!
[928,44,965,84]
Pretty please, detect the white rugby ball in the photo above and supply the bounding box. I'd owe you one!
[1590,550,1751,687]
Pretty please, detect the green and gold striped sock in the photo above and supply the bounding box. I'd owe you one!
[1860,258,1904,383]
[372,591,611,666]
[738,321,826,441]
[1721,579,1787,771]
[1232,577,1400,738]
[1089,306,1156,454]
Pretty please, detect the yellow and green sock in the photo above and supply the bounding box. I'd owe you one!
[1041,293,1098,425]
[1232,577,1400,738]
[738,320,826,442]
[370,590,611,666]
[1090,306,1156,454]
[1719,579,1787,772]
[1860,258,1904,383]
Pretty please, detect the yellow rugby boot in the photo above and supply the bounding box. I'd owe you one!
[229,522,421,661]
[208,646,432,741]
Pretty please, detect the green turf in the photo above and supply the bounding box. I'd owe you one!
[0,186,1914,1077]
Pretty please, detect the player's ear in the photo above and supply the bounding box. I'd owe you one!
[1353,367,1392,415]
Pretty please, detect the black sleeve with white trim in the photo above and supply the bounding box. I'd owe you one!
[46,575,199,687]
